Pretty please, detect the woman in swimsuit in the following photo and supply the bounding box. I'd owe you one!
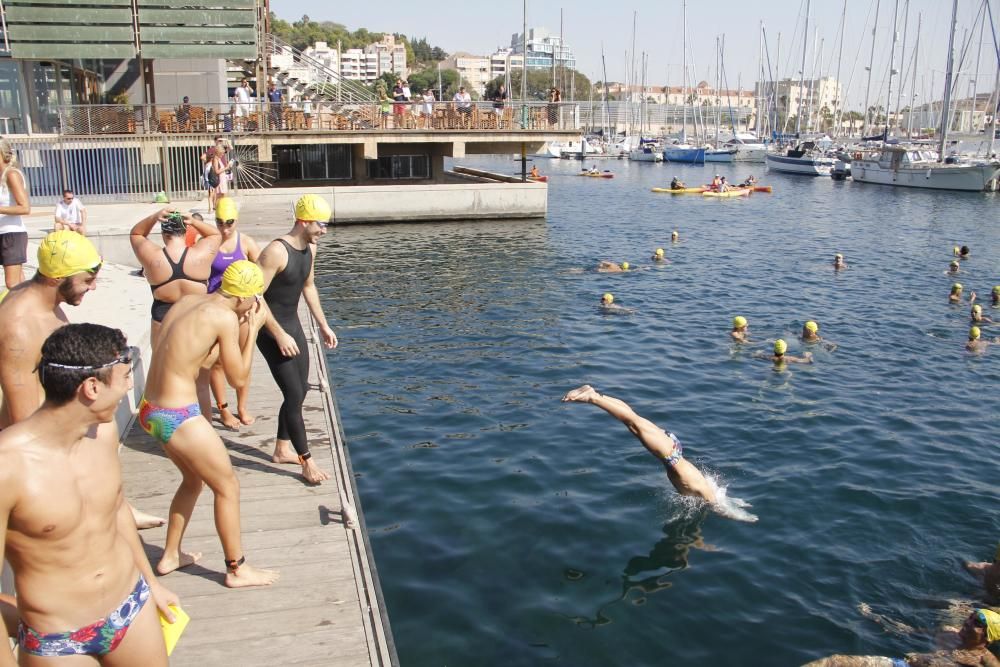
[206,197,262,430]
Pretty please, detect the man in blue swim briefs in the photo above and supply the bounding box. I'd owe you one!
[562,385,717,503]
[0,323,180,664]
[140,260,278,588]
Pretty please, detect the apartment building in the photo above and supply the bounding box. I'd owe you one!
[509,27,575,70]
[302,34,407,84]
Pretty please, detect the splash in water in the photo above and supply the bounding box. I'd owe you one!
[663,473,758,523]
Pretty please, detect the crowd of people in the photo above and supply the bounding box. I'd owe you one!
[0,190,359,663]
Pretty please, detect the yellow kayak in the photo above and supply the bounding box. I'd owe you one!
[651,186,706,194]
[702,188,751,198]
[579,172,614,178]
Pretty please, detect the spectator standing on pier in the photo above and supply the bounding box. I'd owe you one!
[493,83,508,126]
[392,79,407,124]
[267,82,283,130]
[422,89,436,128]
[0,138,30,290]
[234,78,253,124]
[547,88,562,127]
[176,96,192,131]
[53,189,87,236]
[454,86,473,126]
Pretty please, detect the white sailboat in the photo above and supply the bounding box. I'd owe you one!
[851,0,1000,191]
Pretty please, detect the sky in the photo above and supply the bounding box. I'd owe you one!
[272,0,999,110]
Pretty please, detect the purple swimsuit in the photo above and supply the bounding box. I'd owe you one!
[208,232,246,293]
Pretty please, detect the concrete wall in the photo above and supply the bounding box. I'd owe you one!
[151,59,229,105]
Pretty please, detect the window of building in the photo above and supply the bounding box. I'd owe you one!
[366,155,430,180]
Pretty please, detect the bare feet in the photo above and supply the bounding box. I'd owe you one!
[225,563,280,589]
[219,405,241,430]
[302,459,331,485]
[130,506,166,530]
[271,440,299,465]
[156,550,203,575]
[237,407,256,426]
[562,384,598,403]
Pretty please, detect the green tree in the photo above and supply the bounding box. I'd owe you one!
[407,68,460,98]
[485,68,591,101]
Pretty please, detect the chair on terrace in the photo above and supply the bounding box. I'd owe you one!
[157,111,178,133]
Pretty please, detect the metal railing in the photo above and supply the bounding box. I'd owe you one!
[57,100,581,136]
[265,34,375,105]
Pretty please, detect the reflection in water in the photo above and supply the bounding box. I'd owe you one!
[568,510,712,628]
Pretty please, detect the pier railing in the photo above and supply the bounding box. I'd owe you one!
[56,100,580,136]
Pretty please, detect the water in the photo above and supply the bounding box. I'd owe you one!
[317,157,1000,666]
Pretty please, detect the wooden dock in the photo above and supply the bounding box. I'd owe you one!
[119,305,396,666]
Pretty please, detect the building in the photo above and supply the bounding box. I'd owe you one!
[510,28,575,71]
[440,53,491,96]
[754,77,843,130]
[605,81,755,109]
[301,36,406,85]
[490,48,524,82]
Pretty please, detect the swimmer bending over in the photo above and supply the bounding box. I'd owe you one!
[562,385,716,503]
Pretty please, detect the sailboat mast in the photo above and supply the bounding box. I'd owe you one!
[796,0,810,136]
[833,0,846,138]
[862,0,881,136]
[987,0,999,157]
[893,0,910,133]
[757,22,764,137]
[884,0,900,134]
[970,0,986,133]
[907,13,920,138]
[682,0,688,142]
[715,35,721,144]
[938,0,959,161]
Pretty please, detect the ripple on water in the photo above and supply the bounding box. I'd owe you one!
[323,157,1000,666]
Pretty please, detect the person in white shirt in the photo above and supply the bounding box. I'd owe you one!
[54,190,87,236]
[234,78,252,120]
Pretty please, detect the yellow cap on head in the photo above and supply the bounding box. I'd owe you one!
[732,315,747,329]
[215,196,238,221]
[294,194,332,223]
[671,230,679,237]
[970,326,981,340]
[655,248,664,257]
[993,285,1000,296]
[804,321,819,333]
[774,339,787,355]
[621,262,629,271]
[952,283,963,293]
[220,260,264,298]
[950,260,959,268]
[980,608,1000,643]
[953,246,961,255]
[37,231,102,279]
[602,292,613,304]
[972,304,982,314]
[835,253,843,260]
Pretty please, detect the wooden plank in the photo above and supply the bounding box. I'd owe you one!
[137,0,256,7]
[139,26,257,42]
[140,44,256,59]
[138,8,256,25]
[9,24,135,41]
[10,43,136,59]
[6,7,131,23]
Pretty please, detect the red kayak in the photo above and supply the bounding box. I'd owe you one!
[529,175,548,182]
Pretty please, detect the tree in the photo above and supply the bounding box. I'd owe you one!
[372,72,397,97]
[407,67,460,98]
[484,68,591,101]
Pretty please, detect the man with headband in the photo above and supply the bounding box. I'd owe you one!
[0,323,179,665]
[139,260,279,588]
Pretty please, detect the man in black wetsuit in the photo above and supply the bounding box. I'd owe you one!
[257,195,342,487]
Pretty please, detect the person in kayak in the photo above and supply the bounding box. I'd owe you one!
[670,176,685,190]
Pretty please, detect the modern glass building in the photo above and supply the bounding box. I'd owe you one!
[509,28,576,71]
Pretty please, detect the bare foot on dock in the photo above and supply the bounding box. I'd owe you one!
[219,405,241,430]
[562,384,598,403]
[130,506,166,530]
[237,408,256,426]
[302,459,331,485]
[156,550,202,575]
[225,563,280,589]
[271,440,299,465]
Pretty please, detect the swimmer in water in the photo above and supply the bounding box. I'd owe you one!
[599,292,633,314]
[651,248,668,262]
[948,260,960,275]
[966,326,1000,352]
[731,316,749,342]
[803,608,1000,667]
[801,320,838,351]
[757,339,813,366]
[561,385,717,503]
[965,543,1000,603]
[971,304,994,324]
[949,283,970,304]
[959,245,971,260]
[671,230,679,243]
[833,253,847,270]
[597,261,629,273]
[993,286,1000,307]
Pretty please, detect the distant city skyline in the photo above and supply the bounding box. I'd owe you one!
[272,1,997,110]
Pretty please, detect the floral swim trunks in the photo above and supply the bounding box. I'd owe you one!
[18,574,150,657]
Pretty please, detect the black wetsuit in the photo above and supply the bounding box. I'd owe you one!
[258,239,313,458]
[148,247,206,322]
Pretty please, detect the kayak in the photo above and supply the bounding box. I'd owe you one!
[651,186,707,194]
[702,188,751,198]
[529,175,548,182]
[579,172,614,178]
[752,185,772,193]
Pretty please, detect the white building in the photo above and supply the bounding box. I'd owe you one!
[301,35,407,85]
[510,27,575,70]
[754,77,843,130]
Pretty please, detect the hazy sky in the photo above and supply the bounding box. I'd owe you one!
[272,0,998,109]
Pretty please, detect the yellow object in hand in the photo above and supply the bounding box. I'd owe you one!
[159,604,190,656]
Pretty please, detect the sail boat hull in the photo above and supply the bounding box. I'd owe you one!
[852,160,1000,191]
[664,148,706,164]
[765,153,835,175]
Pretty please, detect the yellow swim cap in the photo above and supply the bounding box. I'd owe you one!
[835,253,843,260]
[805,321,818,333]
[655,248,664,257]
[671,230,679,237]
[950,260,959,268]
[215,196,238,221]
[973,304,982,314]
[774,339,787,355]
[954,246,961,255]
[952,283,963,292]
[37,231,102,279]
[621,262,629,271]
[220,260,264,298]
[733,316,747,329]
[294,194,332,222]
[602,293,613,304]
[970,326,981,340]
[993,285,1000,295]
[978,608,1000,643]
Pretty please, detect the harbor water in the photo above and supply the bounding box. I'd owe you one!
[319,156,1000,666]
